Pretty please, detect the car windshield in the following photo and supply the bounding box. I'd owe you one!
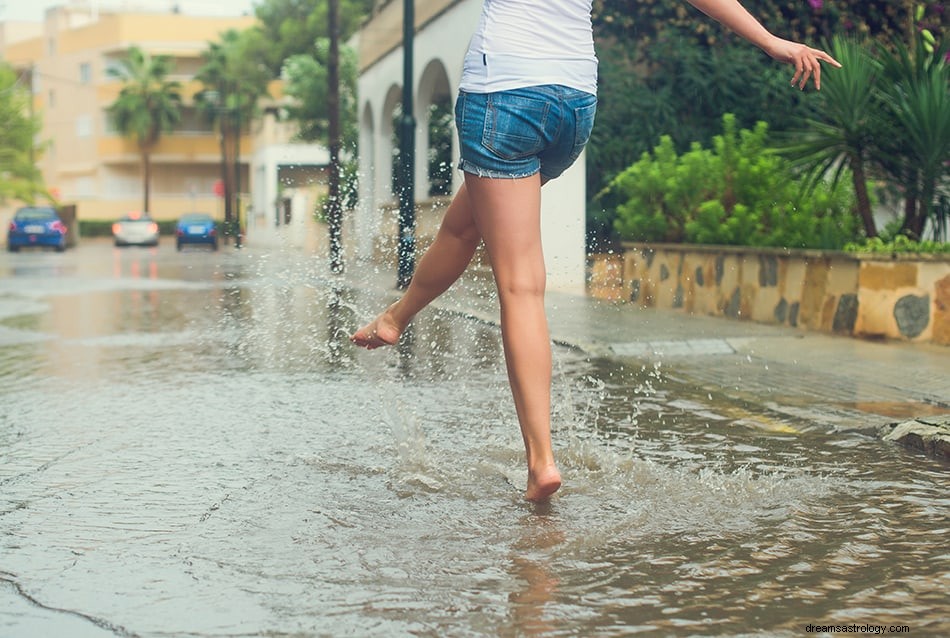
[16,208,58,221]
[180,214,212,224]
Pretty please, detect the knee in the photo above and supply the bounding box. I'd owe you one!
[440,221,481,247]
[495,273,546,300]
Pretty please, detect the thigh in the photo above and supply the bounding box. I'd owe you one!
[463,172,545,290]
[437,182,481,244]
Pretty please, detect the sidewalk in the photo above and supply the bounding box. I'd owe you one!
[348,261,950,436]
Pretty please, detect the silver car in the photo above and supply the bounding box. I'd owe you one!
[112,212,160,247]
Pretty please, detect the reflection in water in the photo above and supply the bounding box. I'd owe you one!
[507,510,564,637]
[0,241,947,637]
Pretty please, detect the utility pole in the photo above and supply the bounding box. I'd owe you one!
[397,0,416,289]
[327,0,344,273]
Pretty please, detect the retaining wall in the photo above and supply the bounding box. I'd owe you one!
[587,243,950,346]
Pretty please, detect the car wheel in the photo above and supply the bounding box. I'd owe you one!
[211,241,218,251]
[176,241,182,251]
[7,245,18,253]
[55,244,65,252]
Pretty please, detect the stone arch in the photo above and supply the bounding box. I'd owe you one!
[356,100,377,257]
[381,83,403,204]
[416,58,454,198]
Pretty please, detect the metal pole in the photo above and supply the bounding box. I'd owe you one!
[397,0,416,289]
[327,0,343,273]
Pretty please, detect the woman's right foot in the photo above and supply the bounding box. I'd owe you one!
[525,464,562,502]
[350,305,404,349]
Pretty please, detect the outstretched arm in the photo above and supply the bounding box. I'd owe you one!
[685,0,841,90]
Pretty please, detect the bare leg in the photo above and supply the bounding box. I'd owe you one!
[464,173,561,501]
[350,183,481,348]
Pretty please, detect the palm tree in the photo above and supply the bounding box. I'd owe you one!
[194,29,271,237]
[778,36,880,238]
[107,46,182,213]
[874,36,950,240]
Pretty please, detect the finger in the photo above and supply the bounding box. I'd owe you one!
[798,60,815,91]
[813,61,822,90]
[818,51,842,68]
[791,58,804,87]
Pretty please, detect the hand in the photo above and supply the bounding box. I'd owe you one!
[765,37,842,91]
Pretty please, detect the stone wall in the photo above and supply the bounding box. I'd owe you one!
[588,243,950,346]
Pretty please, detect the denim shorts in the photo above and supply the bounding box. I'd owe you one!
[454,85,597,180]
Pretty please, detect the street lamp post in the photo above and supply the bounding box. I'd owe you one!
[327,0,343,273]
[397,0,416,289]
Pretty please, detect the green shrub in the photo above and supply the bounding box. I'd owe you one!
[605,114,861,249]
[78,220,114,237]
[79,220,176,237]
[845,235,950,255]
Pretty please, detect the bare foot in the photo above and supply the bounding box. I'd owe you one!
[525,464,561,502]
[350,305,404,349]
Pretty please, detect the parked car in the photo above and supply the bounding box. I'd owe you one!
[112,212,160,247]
[7,206,68,252]
[175,213,218,251]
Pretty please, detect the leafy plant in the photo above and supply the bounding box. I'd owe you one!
[253,0,375,76]
[283,40,359,149]
[777,36,881,238]
[0,64,45,204]
[604,114,860,249]
[874,34,950,240]
[586,2,947,248]
[845,235,950,254]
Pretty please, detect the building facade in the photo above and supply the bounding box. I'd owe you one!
[0,2,328,243]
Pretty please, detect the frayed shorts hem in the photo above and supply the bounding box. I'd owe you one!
[457,159,539,180]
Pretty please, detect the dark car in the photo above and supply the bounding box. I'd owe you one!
[112,212,160,247]
[175,213,218,251]
[7,206,68,252]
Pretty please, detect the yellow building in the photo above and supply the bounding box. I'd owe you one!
[0,3,258,223]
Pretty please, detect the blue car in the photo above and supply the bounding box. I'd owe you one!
[175,213,218,251]
[7,206,68,252]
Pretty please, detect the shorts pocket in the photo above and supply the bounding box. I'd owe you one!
[572,99,597,149]
[483,92,550,161]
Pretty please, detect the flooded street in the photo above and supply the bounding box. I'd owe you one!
[1,239,948,637]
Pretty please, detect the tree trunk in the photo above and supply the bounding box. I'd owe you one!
[900,174,921,239]
[141,149,152,213]
[219,122,233,237]
[851,157,876,238]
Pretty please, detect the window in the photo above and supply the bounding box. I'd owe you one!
[79,62,92,85]
[76,177,94,198]
[76,115,93,138]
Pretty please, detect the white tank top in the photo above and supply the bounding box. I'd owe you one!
[459,0,598,95]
